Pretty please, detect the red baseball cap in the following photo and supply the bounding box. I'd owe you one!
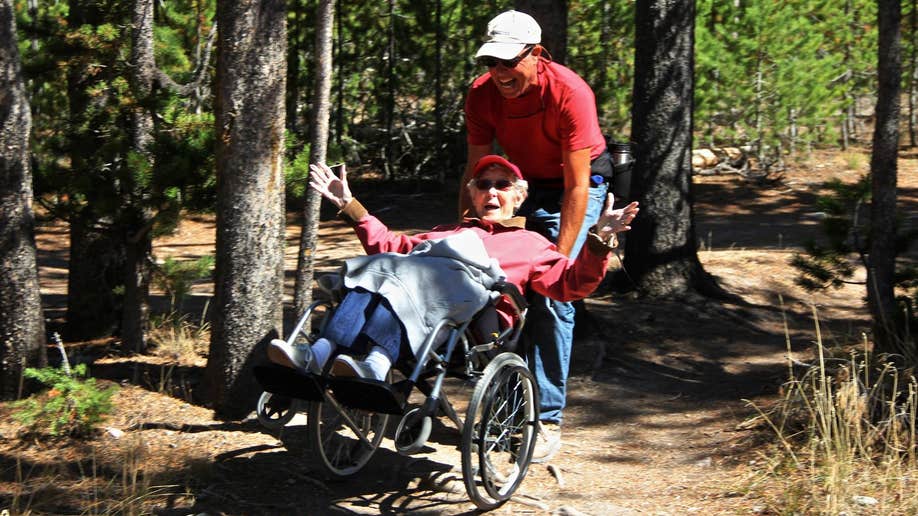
[472,155,523,179]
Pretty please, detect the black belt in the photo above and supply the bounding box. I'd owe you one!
[527,149,612,189]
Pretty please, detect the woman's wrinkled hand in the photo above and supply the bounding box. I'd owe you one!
[596,193,639,244]
[308,163,352,209]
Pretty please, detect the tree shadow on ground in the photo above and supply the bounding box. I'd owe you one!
[183,441,476,515]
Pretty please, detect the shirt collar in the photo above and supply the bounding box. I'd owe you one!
[462,216,527,230]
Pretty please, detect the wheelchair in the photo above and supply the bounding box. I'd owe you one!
[253,278,539,511]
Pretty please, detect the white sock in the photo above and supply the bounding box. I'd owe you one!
[364,346,392,381]
[310,338,335,369]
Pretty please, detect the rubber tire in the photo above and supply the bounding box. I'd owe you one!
[394,407,433,455]
[256,391,299,430]
[461,352,538,510]
[308,376,391,480]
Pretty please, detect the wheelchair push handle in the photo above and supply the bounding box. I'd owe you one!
[491,280,527,314]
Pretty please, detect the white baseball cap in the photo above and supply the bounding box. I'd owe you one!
[475,10,541,60]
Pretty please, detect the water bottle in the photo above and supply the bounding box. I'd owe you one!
[608,141,633,208]
[610,142,633,167]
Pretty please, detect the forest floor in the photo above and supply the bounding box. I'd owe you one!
[3,147,918,515]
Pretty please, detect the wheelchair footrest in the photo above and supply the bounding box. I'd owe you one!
[328,377,408,415]
[254,364,324,402]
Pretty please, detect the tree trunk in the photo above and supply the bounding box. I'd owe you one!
[910,0,916,147]
[122,0,157,354]
[623,0,717,298]
[435,0,444,184]
[66,215,124,340]
[286,1,303,134]
[384,0,396,179]
[515,0,568,64]
[0,0,47,400]
[65,0,124,341]
[841,0,853,150]
[121,228,151,354]
[294,0,335,316]
[334,0,343,148]
[868,0,902,353]
[203,0,287,419]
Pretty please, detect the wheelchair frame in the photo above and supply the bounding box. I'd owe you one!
[253,280,540,510]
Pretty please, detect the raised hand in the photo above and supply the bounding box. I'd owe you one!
[308,163,353,209]
[595,193,639,244]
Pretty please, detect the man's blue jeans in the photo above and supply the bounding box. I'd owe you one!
[517,182,607,423]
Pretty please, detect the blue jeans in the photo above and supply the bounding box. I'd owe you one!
[324,289,402,363]
[517,182,607,423]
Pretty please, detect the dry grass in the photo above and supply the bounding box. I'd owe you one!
[3,436,192,515]
[745,302,918,514]
[147,308,210,364]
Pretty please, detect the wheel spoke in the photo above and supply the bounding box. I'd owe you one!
[462,354,537,509]
[311,396,388,478]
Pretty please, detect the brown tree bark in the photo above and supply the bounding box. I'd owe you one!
[0,0,47,399]
[122,0,157,354]
[202,0,287,418]
[384,0,396,178]
[293,0,336,316]
[286,2,304,134]
[622,0,720,298]
[868,0,902,352]
[515,0,568,64]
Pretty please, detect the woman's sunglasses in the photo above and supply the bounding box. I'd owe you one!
[478,46,534,69]
[473,178,515,191]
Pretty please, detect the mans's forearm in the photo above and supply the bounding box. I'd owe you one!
[556,184,589,256]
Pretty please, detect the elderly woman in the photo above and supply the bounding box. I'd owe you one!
[269,155,639,382]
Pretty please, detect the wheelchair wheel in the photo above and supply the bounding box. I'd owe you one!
[461,352,538,510]
[307,397,389,479]
[394,406,432,455]
[256,391,300,430]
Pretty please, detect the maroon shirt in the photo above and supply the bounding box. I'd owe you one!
[339,199,613,323]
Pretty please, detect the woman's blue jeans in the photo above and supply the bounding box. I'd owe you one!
[517,182,607,423]
[324,288,402,363]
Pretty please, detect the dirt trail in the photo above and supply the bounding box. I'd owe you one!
[10,150,917,514]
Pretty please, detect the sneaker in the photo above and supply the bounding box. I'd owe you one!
[331,354,385,381]
[531,421,561,463]
[267,339,318,374]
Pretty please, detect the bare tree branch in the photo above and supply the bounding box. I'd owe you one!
[154,21,217,97]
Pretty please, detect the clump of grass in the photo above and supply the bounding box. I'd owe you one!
[837,151,866,171]
[744,303,918,514]
[147,308,210,362]
[148,255,212,362]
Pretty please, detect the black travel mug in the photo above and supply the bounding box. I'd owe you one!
[609,141,633,208]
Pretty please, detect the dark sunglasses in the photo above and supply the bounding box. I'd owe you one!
[474,178,515,191]
[478,45,534,69]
